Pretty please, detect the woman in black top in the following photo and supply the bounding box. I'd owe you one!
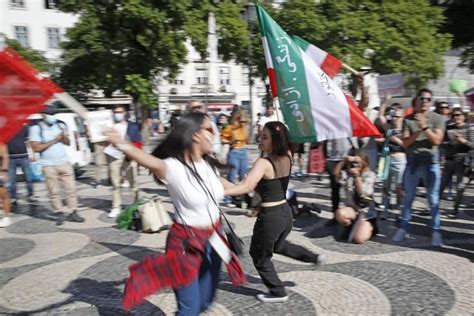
[440,108,473,216]
[223,121,324,303]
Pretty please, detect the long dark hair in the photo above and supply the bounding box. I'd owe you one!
[152,113,226,181]
[264,121,292,156]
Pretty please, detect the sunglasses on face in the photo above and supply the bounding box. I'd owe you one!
[452,113,463,117]
[418,96,431,102]
[393,116,403,118]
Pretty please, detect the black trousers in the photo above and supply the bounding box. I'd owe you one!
[249,203,319,297]
[327,160,342,212]
[440,160,467,212]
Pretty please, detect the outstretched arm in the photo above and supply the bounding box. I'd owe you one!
[222,158,269,196]
[103,127,167,180]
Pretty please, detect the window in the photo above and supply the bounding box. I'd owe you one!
[11,0,25,8]
[47,27,61,48]
[45,0,58,9]
[219,67,231,85]
[14,26,29,47]
[195,67,208,85]
[241,67,249,85]
[174,79,184,85]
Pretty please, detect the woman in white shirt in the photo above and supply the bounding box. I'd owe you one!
[105,112,246,315]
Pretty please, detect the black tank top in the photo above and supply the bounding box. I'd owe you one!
[255,156,291,203]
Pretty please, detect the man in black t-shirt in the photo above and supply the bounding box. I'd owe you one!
[7,125,34,203]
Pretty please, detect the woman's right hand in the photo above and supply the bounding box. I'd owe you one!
[103,127,125,146]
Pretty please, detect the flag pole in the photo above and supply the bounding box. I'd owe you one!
[342,63,359,75]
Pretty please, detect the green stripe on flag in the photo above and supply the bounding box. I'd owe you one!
[292,36,310,51]
[257,5,316,143]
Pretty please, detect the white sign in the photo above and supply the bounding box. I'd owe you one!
[377,73,405,97]
[85,110,114,143]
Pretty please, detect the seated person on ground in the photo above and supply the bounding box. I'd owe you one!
[334,150,378,244]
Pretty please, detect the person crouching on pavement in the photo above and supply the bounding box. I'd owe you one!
[223,121,325,303]
[29,105,84,225]
[334,150,378,244]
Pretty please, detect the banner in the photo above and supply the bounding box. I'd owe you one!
[0,48,62,143]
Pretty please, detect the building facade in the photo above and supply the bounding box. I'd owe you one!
[0,0,78,61]
[155,13,267,125]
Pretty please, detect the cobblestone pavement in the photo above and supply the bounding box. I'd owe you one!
[0,144,473,315]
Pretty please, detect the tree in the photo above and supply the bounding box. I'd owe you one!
[435,0,474,73]
[3,37,50,72]
[273,0,452,90]
[56,0,206,107]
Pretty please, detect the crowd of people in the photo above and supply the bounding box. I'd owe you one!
[0,83,472,313]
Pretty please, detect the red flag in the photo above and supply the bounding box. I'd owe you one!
[0,48,63,143]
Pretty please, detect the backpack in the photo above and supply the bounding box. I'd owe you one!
[37,119,68,143]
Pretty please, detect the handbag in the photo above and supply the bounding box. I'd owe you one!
[30,161,44,182]
[221,212,244,256]
[138,196,172,233]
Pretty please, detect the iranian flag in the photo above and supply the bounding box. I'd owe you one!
[257,5,380,142]
[292,36,342,79]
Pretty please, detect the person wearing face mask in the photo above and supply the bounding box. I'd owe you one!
[29,105,84,225]
[105,105,142,218]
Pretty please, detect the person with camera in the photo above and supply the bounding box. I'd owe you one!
[392,88,445,246]
[333,150,378,244]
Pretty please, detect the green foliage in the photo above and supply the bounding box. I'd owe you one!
[436,0,474,73]
[124,74,157,109]
[57,0,193,98]
[268,0,452,89]
[4,38,50,72]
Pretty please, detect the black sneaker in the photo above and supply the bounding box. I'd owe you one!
[324,218,338,226]
[67,211,85,223]
[55,212,66,226]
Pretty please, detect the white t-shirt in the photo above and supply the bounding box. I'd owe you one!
[164,157,224,227]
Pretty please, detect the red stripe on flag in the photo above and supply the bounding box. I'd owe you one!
[345,95,382,138]
[321,54,342,79]
[267,68,278,98]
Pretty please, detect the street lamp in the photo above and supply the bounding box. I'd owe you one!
[241,2,257,143]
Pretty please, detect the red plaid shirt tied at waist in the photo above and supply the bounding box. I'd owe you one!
[122,222,247,311]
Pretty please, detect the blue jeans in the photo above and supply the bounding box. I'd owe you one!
[8,157,34,199]
[400,155,441,231]
[225,148,248,203]
[174,243,222,316]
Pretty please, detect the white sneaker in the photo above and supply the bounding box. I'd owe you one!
[0,217,12,228]
[256,293,289,303]
[121,181,130,188]
[392,228,408,242]
[108,208,121,218]
[431,231,443,247]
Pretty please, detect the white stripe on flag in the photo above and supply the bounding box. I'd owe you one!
[299,47,352,140]
[306,44,327,68]
[262,36,274,69]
